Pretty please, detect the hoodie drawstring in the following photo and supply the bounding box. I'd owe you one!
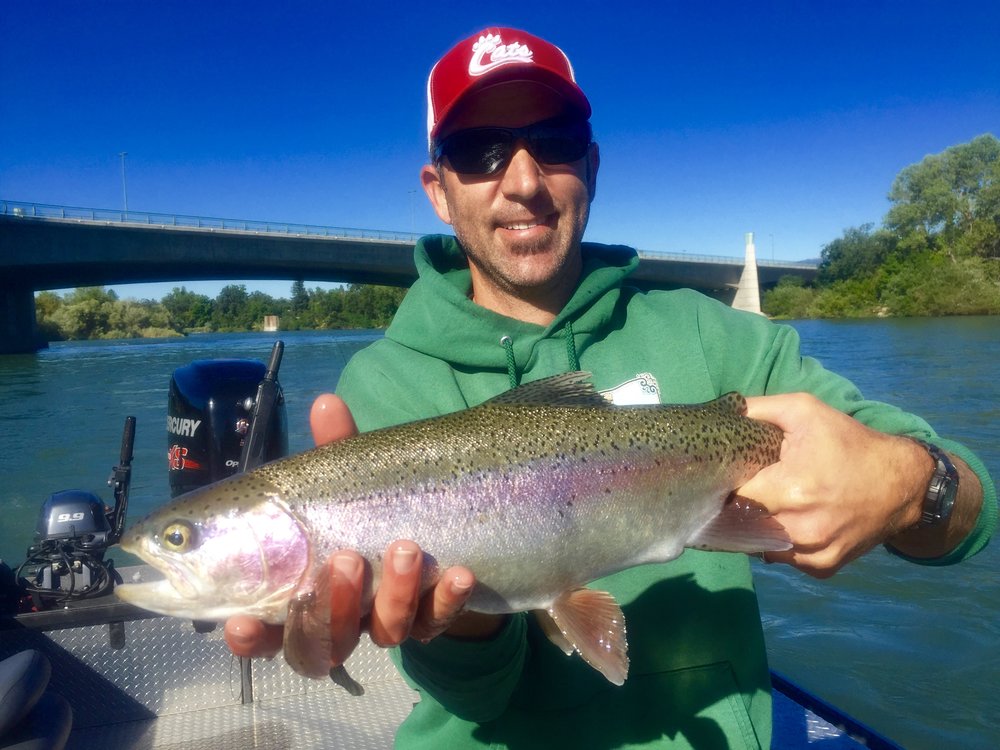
[500,323,580,390]
[564,320,580,372]
[500,335,518,389]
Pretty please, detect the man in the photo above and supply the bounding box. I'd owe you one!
[226,27,996,748]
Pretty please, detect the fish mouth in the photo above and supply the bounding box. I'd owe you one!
[115,579,245,621]
[120,529,199,587]
[115,578,183,611]
[117,530,211,609]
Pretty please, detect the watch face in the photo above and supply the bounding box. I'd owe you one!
[920,443,959,526]
[940,485,958,518]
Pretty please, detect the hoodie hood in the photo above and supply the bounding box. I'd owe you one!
[385,235,639,376]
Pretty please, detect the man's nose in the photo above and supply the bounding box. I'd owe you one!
[499,141,544,199]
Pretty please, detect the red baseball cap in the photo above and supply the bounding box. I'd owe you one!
[426,27,591,144]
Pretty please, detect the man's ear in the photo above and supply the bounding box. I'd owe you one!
[421,164,453,225]
[586,142,600,202]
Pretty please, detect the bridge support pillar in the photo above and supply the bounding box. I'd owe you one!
[0,283,45,354]
[732,232,764,315]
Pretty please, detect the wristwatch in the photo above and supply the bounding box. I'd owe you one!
[913,440,959,526]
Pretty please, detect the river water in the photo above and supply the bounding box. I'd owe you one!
[0,319,997,749]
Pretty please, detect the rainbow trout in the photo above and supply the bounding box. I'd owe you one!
[116,372,790,685]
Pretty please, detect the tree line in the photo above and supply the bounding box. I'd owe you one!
[764,134,1000,318]
[35,282,407,341]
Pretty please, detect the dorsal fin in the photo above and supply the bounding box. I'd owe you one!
[701,391,747,416]
[485,371,611,409]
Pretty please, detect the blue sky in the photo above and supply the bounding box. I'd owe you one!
[2,1,998,300]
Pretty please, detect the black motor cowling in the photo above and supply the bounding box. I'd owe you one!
[167,353,288,498]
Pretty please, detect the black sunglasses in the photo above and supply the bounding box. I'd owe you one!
[432,116,593,176]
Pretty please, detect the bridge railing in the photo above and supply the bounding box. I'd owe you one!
[0,199,421,244]
[1,199,817,270]
[635,248,816,269]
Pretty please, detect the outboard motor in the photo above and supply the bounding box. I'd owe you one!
[15,416,135,609]
[167,342,288,497]
[31,491,113,593]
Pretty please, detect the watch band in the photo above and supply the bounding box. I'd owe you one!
[912,440,959,526]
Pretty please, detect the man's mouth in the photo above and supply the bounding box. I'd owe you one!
[503,221,542,231]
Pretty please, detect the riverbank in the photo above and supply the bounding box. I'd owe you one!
[764,255,1000,319]
[34,283,407,343]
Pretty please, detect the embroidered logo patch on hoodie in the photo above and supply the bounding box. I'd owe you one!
[601,373,661,406]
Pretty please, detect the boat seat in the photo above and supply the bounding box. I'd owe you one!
[0,650,72,750]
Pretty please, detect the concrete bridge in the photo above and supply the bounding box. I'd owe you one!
[0,201,818,354]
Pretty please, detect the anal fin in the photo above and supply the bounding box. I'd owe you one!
[547,588,629,686]
[533,609,575,656]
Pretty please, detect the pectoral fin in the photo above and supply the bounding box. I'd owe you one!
[329,664,365,696]
[283,568,366,695]
[283,578,334,679]
[688,497,792,553]
[545,588,629,685]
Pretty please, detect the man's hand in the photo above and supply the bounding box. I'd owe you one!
[223,393,482,664]
[737,393,933,578]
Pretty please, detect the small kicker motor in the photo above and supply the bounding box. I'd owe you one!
[15,416,135,608]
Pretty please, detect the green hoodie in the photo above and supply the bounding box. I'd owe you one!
[336,235,997,750]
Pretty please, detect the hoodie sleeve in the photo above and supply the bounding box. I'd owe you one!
[389,614,529,723]
[695,297,997,565]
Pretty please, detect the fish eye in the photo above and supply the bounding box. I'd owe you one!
[161,521,197,552]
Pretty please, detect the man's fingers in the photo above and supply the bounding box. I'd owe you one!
[327,551,365,665]
[743,392,807,427]
[310,393,358,446]
[369,541,423,647]
[224,615,284,658]
[227,542,479,666]
[410,567,475,642]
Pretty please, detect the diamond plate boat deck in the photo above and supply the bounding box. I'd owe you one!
[1,567,900,749]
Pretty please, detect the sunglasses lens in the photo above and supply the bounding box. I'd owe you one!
[441,130,513,174]
[436,118,591,175]
[531,121,591,165]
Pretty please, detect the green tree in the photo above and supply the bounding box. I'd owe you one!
[245,291,283,330]
[818,224,895,284]
[212,284,250,330]
[762,275,815,319]
[34,291,65,341]
[103,299,171,338]
[886,133,1000,258]
[162,286,213,331]
[290,280,309,314]
[879,254,1000,316]
[307,287,346,328]
[809,277,881,318]
[50,287,119,339]
[343,284,407,327]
